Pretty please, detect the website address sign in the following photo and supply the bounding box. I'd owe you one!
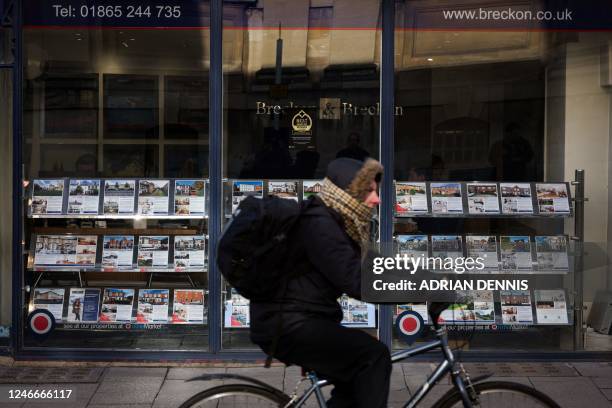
[443,7,573,22]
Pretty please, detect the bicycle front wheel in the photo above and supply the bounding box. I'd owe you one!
[178,384,291,408]
[435,381,561,408]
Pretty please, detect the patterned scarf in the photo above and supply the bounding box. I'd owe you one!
[319,177,373,251]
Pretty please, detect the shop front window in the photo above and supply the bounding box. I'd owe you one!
[391,0,612,352]
[15,0,612,357]
[22,4,212,350]
[221,0,382,349]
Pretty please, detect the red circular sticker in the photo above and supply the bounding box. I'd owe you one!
[28,310,55,336]
[401,317,418,333]
[395,310,424,343]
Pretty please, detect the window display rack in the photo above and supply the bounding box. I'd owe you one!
[21,173,586,349]
[24,178,209,333]
[390,170,586,349]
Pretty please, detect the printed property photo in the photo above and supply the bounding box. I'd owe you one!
[3,1,612,407]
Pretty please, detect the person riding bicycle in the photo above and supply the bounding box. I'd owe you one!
[250,157,391,408]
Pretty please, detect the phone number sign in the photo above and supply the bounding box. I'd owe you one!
[25,1,210,28]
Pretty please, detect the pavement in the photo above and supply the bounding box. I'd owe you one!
[0,360,611,407]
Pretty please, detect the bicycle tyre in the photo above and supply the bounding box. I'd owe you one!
[178,383,291,408]
[434,380,561,408]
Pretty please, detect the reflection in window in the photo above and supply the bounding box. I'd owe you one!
[103,144,158,177]
[44,74,98,139]
[224,1,381,180]
[103,74,159,140]
[165,145,209,178]
[165,76,209,140]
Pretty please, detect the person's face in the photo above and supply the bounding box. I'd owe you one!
[363,180,380,208]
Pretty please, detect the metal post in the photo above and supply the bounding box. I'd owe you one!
[379,0,395,348]
[573,169,585,350]
[208,0,223,354]
[11,0,22,354]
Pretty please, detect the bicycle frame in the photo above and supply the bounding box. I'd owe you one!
[392,326,472,408]
[288,372,330,408]
[288,326,474,408]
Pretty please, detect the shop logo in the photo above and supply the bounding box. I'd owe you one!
[319,98,341,120]
[292,110,313,135]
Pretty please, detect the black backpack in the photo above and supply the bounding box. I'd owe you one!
[217,195,306,301]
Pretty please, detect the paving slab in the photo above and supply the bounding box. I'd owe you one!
[572,363,612,378]
[400,363,435,376]
[0,367,104,384]
[595,377,612,388]
[601,388,612,400]
[409,384,453,408]
[388,388,411,404]
[22,383,98,408]
[529,377,610,408]
[153,379,223,408]
[0,403,24,408]
[285,365,302,374]
[390,366,407,391]
[88,405,151,408]
[283,374,307,394]
[0,384,24,407]
[102,367,167,382]
[405,373,450,394]
[226,367,284,389]
[485,376,534,387]
[89,377,164,405]
[226,367,284,377]
[166,367,226,381]
[462,362,578,377]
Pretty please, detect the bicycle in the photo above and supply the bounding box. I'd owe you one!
[179,303,561,407]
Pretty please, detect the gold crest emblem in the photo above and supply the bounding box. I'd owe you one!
[291,110,313,134]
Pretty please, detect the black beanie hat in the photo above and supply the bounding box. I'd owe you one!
[326,157,383,201]
[326,158,364,190]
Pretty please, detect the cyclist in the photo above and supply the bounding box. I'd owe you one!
[250,157,390,408]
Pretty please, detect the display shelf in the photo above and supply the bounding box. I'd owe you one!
[394,181,573,218]
[435,323,573,328]
[29,214,209,220]
[425,269,569,275]
[29,265,208,273]
[28,178,208,219]
[32,228,203,235]
[394,212,573,220]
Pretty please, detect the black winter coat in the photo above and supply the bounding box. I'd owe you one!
[249,196,365,343]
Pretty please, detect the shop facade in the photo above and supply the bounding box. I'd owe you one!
[2,0,612,360]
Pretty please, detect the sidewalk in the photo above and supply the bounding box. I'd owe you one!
[0,360,611,407]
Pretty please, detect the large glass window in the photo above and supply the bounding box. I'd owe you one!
[391,0,612,353]
[221,0,382,349]
[14,0,612,357]
[21,6,211,350]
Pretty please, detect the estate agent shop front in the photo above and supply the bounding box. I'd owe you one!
[1,0,612,361]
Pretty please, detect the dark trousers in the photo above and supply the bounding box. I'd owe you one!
[256,318,392,408]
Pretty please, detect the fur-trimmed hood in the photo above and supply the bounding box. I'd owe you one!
[345,158,383,201]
